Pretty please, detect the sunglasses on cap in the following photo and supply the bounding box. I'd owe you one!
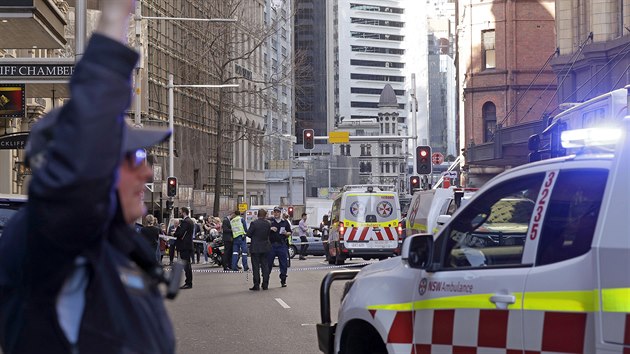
[125,149,148,168]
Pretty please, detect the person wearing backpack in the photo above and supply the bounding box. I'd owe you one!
[0,1,175,353]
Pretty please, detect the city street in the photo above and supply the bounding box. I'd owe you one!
[164,256,371,353]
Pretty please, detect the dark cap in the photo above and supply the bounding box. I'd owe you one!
[273,207,282,212]
[25,108,171,165]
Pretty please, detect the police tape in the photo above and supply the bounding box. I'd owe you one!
[162,235,329,245]
[163,261,375,274]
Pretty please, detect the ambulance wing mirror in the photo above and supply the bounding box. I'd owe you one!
[402,234,433,269]
[436,215,451,228]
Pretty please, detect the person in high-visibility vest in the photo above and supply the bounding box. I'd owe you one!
[230,210,249,271]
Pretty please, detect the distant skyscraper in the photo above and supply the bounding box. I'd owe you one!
[294,0,328,148]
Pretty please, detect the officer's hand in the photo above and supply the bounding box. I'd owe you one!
[271,226,278,232]
[96,0,136,43]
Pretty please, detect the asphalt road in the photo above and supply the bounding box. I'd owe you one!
[164,256,372,354]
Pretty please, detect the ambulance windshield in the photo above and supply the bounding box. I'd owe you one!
[345,194,398,223]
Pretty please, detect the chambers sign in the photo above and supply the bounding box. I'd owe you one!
[0,64,74,78]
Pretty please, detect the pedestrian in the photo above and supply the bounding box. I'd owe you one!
[168,218,180,265]
[268,207,292,287]
[159,223,168,265]
[140,214,160,262]
[230,210,249,271]
[320,215,331,262]
[0,1,175,352]
[174,207,195,289]
[247,209,272,290]
[222,212,234,270]
[298,212,309,260]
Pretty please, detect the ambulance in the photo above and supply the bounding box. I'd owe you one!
[317,89,630,353]
[327,185,403,265]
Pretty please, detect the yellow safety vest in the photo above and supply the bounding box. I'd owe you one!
[230,216,245,238]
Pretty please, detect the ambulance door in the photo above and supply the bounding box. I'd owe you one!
[412,173,545,352]
[522,168,608,353]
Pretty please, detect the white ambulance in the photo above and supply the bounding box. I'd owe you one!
[317,91,630,353]
[327,185,403,265]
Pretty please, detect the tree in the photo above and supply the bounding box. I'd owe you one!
[147,0,308,216]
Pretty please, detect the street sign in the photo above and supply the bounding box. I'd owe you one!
[238,203,248,213]
[441,171,457,179]
[328,131,350,144]
[432,152,444,165]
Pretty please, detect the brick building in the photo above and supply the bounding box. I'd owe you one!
[457,0,558,186]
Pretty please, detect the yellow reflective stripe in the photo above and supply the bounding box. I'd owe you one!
[522,290,598,312]
[601,288,630,312]
[368,293,522,311]
[367,288,630,313]
[412,294,522,310]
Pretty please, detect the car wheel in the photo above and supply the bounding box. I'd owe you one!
[288,245,297,259]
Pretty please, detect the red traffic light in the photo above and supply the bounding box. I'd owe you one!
[416,146,432,175]
[410,175,421,190]
[167,176,177,197]
[303,129,314,149]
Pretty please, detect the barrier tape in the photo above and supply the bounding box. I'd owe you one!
[163,261,375,274]
[162,235,332,245]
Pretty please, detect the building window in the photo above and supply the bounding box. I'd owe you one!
[366,145,372,156]
[483,102,497,142]
[366,162,372,172]
[482,30,496,70]
[385,162,390,173]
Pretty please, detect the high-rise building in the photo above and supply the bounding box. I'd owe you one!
[427,0,457,159]
[294,0,328,150]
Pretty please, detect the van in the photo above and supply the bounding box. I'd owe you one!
[327,185,402,265]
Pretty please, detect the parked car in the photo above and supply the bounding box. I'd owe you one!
[0,194,27,238]
[288,228,326,258]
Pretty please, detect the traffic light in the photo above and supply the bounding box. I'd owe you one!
[410,176,421,191]
[287,206,294,218]
[303,129,314,150]
[416,145,432,175]
[165,200,174,210]
[167,176,177,197]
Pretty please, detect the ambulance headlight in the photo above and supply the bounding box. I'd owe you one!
[560,127,622,149]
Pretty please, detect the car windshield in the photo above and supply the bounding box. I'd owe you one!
[345,194,398,223]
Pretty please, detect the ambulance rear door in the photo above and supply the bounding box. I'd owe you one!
[411,171,546,352]
[342,193,400,251]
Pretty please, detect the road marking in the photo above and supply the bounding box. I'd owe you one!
[301,323,316,326]
[275,298,291,309]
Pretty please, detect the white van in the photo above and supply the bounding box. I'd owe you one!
[327,185,402,265]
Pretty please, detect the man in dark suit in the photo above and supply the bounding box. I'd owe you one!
[174,207,194,289]
[246,209,272,291]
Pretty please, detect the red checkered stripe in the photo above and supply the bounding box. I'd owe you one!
[344,226,396,241]
[368,309,598,354]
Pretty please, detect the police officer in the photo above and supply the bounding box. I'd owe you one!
[0,0,175,352]
[268,207,292,287]
[230,210,249,271]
